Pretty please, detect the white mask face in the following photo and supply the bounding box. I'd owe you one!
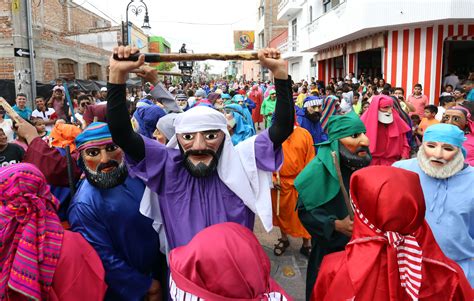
[378,110,393,124]
[226,113,236,128]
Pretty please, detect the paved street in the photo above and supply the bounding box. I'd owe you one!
[254,219,307,301]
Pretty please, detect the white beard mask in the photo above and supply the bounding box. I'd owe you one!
[378,110,394,124]
[417,146,465,179]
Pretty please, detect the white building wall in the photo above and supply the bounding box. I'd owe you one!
[277,0,316,81]
[305,0,474,51]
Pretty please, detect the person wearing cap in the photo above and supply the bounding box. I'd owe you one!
[99,87,108,102]
[68,122,167,301]
[175,93,189,111]
[393,123,474,286]
[295,112,372,300]
[195,88,207,100]
[106,46,293,255]
[168,86,177,96]
[297,95,327,149]
[168,223,293,301]
[47,85,69,120]
[313,166,472,300]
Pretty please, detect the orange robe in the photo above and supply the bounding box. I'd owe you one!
[271,127,315,239]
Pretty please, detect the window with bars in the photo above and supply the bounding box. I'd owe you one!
[86,63,102,80]
[58,59,77,81]
[258,0,265,19]
[323,0,340,13]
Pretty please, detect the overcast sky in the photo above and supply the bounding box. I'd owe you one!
[74,0,257,73]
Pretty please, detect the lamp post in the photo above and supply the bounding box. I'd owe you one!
[122,0,151,46]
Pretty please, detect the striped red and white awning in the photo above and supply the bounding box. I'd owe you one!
[346,33,385,54]
[446,35,474,41]
[315,44,344,61]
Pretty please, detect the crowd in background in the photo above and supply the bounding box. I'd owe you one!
[0,46,472,301]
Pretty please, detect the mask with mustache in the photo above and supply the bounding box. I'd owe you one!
[179,142,224,178]
[305,110,321,123]
[338,141,372,169]
[82,159,128,189]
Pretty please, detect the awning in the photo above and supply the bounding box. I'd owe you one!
[346,32,385,54]
[315,44,344,61]
[446,35,474,41]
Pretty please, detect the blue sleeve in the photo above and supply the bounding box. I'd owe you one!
[68,201,152,301]
[246,98,256,109]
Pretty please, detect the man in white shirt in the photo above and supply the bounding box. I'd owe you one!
[31,96,56,132]
[435,95,456,121]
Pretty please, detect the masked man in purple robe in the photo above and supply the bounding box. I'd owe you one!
[106,46,294,250]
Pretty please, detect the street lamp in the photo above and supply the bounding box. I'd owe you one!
[122,0,151,46]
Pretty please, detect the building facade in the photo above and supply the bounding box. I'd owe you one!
[256,0,288,80]
[0,0,115,84]
[302,0,474,104]
[276,0,316,81]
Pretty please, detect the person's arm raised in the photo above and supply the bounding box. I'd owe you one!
[106,46,146,162]
[259,48,294,149]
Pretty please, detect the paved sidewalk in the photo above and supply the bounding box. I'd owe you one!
[254,220,307,301]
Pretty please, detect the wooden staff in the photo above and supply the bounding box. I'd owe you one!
[115,52,260,63]
[65,145,76,197]
[129,69,184,77]
[276,171,281,216]
[0,97,21,123]
[331,151,354,220]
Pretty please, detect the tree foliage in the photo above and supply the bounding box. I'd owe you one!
[154,62,176,71]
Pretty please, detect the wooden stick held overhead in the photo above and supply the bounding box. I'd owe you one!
[0,97,21,123]
[129,69,184,77]
[331,151,354,220]
[115,52,261,63]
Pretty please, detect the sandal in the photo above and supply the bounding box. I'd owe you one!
[273,238,290,256]
[299,245,311,258]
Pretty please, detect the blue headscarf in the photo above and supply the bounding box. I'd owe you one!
[423,123,467,158]
[225,104,256,145]
[133,105,167,139]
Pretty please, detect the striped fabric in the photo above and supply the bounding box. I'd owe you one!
[320,95,339,129]
[0,163,64,301]
[351,200,423,301]
[169,275,288,301]
[75,122,113,152]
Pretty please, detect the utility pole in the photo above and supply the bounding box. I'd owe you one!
[11,0,36,109]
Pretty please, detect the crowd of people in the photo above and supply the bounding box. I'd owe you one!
[0,46,472,301]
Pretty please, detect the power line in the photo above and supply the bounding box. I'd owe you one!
[149,16,255,26]
[80,0,121,25]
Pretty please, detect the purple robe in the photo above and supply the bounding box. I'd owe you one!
[126,130,282,249]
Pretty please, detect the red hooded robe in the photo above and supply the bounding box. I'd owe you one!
[313,166,472,301]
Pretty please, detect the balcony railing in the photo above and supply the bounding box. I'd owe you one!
[278,0,303,20]
[278,0,290,12]
[278,37,299,53]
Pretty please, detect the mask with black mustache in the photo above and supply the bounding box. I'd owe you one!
[82,159,128,189]
[179,142,224,178]
[338,141,372,170]
[305,110,321,123]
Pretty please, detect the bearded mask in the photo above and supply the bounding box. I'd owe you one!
[338,141,372,169]
[305,110,321,123]
[80,154,128,189]
[378,109,393,124]
[177,131,225,178]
